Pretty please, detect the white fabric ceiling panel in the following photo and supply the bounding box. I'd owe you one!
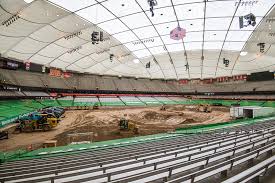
[96,60,117,73]
[175,3,204,20]
[12,37,48,54]
[76,4,115,24]
[0,19,42,37]
[172,54,187,67]
[202,67,216,78]
[149,46,166,55]
[143,37,163,48]
[161,35,183,45]
[75,57,97,69]
[179,19,204,32]
[29,25,63,43]
[173,0,203,5]
[203,51,219,61]
[205,18,231,30]
[50,59,69,69]
[133,26,158,39]
[51,14,90,33]
[215,68,232,77]
[184,32,203,42]
[145,7,176,24]
[124,42,146,52]
[38,44,69,58]
[226,31,253,42]
[133,49,151,58]
[204,42,223,50]
[98,19,128,34]
[185,42,203,50]
[204,31,226,41]
[85,63,106,74]
[7,50,32,61]
[0,0,26,14]
[55,37,87,49]
[66,64,83,72]
[21,0,69,23]
[110,45,130,59]
[101,0,142,17]
[112,31,138,43]
[0,35,21,54]
[189,72,201,79]
[59,51,84,64]
[120,12,151,29]
[110,64,146,76]
[155,22,178,36]
[87,53,107,62]
[223,42,246,51]
[125,61,147,73]
[31,54,54,65]
[206,1,236,18]
[48,0,97,12]
[77,43,102,56]
[166,43,184,53]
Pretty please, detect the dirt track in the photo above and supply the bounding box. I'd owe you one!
[0,105,231,151]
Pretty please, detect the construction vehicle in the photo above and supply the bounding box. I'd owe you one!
[93,103,99,110]
[16,112,59,132]
[40,107,64,118]
[119,115,138,134]
[0,131,8,140]
[160,105,166,111]
[197,104,212,113]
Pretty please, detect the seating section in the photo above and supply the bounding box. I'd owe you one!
[74,97,99,106]
[0,100,44,125]
[0,91,24,97]
[1,68,275,93]
[154,96,178,104]
[168,97,189,104]
[99,97,125,106]
[1,120,275,183]
[23,91,50,97]
[138,96,162,105]
[57,96,74,107]
[119,96,145,106]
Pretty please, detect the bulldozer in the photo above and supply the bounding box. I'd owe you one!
[119,115,138,134]
[197,104,212,113]
[16,113,59,132]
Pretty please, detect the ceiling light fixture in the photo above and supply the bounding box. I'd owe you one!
[133,59,140,64]
[240,51,248,56]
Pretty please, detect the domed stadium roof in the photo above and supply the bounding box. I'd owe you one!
[0,0,275,79]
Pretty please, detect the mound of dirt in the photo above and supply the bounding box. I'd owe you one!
[180,118,196,124]
[141,111,174,120]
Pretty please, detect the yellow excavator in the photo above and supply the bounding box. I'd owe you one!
[119,115,139,134]
[197,104,212,113]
